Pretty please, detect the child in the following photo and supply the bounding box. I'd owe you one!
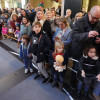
[49,41,67,91]
[29,21,52,84]
[8,26,14,37]
[19,35,33,74]
[77,44,100,98]
[14,23,20,38]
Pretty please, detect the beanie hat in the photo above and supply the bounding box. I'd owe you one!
[16,23,20,27]
[38,1,44,8]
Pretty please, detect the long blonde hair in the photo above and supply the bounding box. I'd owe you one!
[53,41,64,56]
[10,13,18,21]
[34,9,46,26]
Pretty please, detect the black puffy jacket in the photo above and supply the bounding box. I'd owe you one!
[78,55,100,75]
[30,30,52,63]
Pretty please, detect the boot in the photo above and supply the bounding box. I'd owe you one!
[77,90,81,99]
[52,80,57,88]
[84,92,89,100]
[59,83,63,91]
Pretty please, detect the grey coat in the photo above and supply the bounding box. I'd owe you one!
[20,24,32,37]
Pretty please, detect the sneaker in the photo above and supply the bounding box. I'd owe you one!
[30,68,33,73]
[59,83,63,91]
[52,81,57,87]
[34,74,42,80]
[25,69,28,74]
[42,78,50,84]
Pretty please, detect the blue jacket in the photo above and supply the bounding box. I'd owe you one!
[19,43,31,59]
[52,27,72,46]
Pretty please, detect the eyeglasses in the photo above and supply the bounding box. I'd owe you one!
[90,13,100,20]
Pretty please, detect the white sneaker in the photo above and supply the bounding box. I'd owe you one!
[30,68,33,73]
[25,69,28,74]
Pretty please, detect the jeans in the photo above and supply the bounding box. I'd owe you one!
[93,81,100,96]
[53,70,65,83]
[78,80,89,92]
[23,57,32,69]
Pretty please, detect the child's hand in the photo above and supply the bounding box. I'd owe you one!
[40,52,43,55]
[96,74,100,81]
[28,53,32,58]
[81,70,85,77]
[54,62,56,65]
[56,62,62,66]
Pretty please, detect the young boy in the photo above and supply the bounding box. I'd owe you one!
[29,21,52,84]
[19,35,33,74]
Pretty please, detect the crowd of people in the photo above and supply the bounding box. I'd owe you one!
[0,2,100,100]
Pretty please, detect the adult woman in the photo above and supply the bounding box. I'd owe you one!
[34,9,52,40]
[19,9,29,22]
[20,16,32,38]
[53,17,72,51]
[9,13,20,32]
[70,12,83,29]
[51,17,60,35]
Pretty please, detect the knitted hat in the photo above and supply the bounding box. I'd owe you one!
[16,23,20,27]
[38,1,44,8]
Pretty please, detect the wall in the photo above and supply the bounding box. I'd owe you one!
[97,0,100,5]
[64,0,82,18]
[29,0,60,9]
[0,0,5,9]
[82,0,89,12]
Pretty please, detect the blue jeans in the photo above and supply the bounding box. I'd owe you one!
[78,80,89,92]
[23,57,32,69]
[53,70,65,83]
[93,81,100,96]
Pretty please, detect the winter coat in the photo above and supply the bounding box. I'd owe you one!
[20,23,32,37]
[19,43,31,59]
[52,27,72,52]
[71,14,100,59]
[30,30,52,63]
[49,50,69,68]
[78,55,100,75]
[43,20,52,41]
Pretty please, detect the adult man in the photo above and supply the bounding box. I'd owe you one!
[70,6,100,99]
[71,6,100,59]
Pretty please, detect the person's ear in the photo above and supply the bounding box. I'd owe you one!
[88,12,90,16]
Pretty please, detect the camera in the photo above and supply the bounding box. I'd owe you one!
[96,35,100,38]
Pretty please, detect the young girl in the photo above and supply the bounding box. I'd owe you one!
[49,41,67,91]
[77,44,100,98]
[19,35,33,74]
[29,21,52,84]
[14,23,20,38]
